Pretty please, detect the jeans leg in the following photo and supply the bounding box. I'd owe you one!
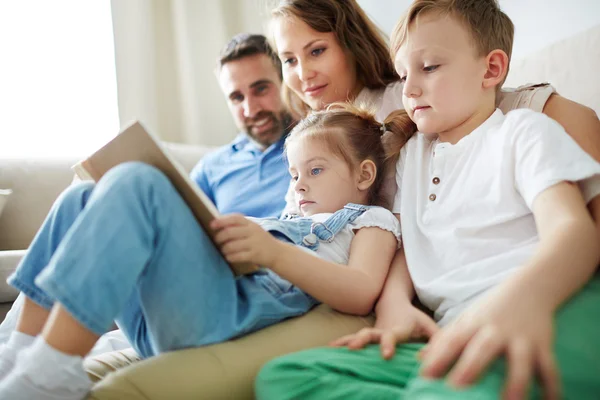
[112,289,151,358]
[30,162,313,357]
[8,182,95,309]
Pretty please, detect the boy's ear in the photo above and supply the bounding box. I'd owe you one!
[483,49,509,89]
[357,160,377,191]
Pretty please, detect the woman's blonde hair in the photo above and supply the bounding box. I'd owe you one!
[285,103,416,208]
[271,0,399,119]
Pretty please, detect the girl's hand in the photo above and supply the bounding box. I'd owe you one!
[420,291,560,400]
[211,214,281,267]
[330,304,438,359]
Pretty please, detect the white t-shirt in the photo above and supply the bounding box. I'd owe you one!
[393,109,600,326]
[280,207,401,265]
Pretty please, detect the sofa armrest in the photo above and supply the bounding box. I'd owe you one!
[0,250,25,303]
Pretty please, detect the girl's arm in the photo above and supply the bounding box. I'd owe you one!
[543,94,600,161]
[211,214,397,316]
[269,226,397,315]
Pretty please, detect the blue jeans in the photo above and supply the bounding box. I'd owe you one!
[8,162,317,358]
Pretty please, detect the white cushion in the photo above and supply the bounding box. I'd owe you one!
[0,250,23,303]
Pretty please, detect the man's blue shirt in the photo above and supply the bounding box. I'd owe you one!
[190,134,290,218]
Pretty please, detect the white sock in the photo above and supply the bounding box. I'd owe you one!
[0,336,92,400]
[0,331,35,380]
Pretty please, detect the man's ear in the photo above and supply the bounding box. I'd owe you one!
[483,49,509,89]
[357,159,377,191]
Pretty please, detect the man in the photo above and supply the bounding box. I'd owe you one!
[190,33,293,218]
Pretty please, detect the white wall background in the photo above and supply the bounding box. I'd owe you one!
[111,0,599,148]
[357,0,600,61]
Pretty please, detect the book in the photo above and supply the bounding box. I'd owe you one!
[72,121,259,276]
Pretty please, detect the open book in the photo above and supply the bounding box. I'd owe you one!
[72,121,259,276]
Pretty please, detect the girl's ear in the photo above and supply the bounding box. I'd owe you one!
[357,159,377,191]
[482,49,509,90]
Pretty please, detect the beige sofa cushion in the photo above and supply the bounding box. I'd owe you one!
[85,305,373,400]
[0,251,23,303]
[0,144,214,252]
[0,189,10,217]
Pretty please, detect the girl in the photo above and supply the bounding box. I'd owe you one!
[0,104,408,399]
[256,1,600,399]
[270,0,600,217]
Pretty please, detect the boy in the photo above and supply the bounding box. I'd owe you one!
[255,1,600,399]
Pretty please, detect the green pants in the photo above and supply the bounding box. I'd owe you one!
[256,277,600,399]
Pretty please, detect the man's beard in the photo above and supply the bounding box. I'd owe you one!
[244,110,293,149]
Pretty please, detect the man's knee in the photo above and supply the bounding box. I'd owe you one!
[98,162,174,201]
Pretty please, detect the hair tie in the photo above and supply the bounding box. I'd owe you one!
[379,123,386,135]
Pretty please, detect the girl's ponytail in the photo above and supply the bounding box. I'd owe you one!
[381,109,417,165]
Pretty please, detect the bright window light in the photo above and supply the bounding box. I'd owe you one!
[0,1,119,158]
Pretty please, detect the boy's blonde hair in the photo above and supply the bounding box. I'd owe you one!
[390,0,514,86]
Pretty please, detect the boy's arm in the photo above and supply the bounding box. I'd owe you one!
[493,182,599,315]
[421,182,599,400]
[374,245,416,327]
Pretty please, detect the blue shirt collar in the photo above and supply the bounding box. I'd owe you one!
[230,133,251,152]
[230,132,287,155]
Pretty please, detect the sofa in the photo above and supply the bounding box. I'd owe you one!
[0,142,374,399]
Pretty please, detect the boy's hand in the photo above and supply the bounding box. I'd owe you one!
[211,214,280,267]
[330,304,438,359]
[420,291,560,400]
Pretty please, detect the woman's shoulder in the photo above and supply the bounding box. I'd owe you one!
[498,83,556,114]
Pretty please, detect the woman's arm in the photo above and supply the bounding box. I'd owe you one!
[269,226,397,315]
[543,94,600,162]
